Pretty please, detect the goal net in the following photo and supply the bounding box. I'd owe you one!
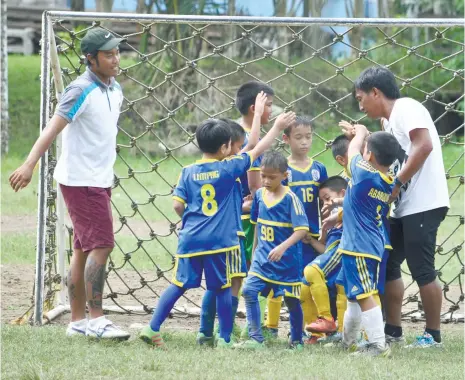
[27,12,464,325]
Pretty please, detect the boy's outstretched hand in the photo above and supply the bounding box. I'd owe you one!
[9,164,34,192]
[254,91,268,117]
[339,120,369,139]
[274,111,296,131]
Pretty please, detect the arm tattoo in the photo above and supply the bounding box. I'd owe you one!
[85,257,106,309]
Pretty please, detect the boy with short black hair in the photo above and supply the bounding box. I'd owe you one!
[140,112,295,348]
[236,151,309,350]
[338,123,400,357]
[304,176,347,340]
[262,116,327,343]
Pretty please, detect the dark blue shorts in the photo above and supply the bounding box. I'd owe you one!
[172,252,231,290]
[309,245,342,288]
[244,274,301,299]
[341,255,379,301]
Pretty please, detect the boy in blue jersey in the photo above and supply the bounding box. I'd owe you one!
[236,151,309,350]
[337,123,400,357]
[263,117,328,342]
[197,92,267,345]
[236,81,275,336]
[139,112,296,348]
[304,176,348,341]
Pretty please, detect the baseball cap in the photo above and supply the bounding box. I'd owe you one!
[81,28,123,55]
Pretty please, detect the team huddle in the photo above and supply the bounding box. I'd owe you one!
[9,28,449,355]
[139,80,402,357]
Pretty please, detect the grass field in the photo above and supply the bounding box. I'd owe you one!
[2,55,464,380]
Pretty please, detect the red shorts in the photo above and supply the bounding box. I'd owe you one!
[60,185,114,252]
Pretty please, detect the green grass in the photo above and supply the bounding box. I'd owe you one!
[1,325,463,380]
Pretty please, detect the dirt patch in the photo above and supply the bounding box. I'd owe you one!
[1,215,37,234]
[2,263,463,336]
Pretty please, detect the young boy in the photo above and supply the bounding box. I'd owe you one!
[140,113,295,348]
[236,81,275,334]
[338,123,400,357]
[263,117,328,342]
[237,151,309,350]
[197,92,267,345]
[303,176,348,342]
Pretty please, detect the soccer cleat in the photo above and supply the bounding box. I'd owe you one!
[385,334,406,346]
[305,317,337,334]
[405,333,443,349]
[196,332,216,347]
[86,317,130,340]
[351,343,392,358]
[303,335,320,345]
[234,339,266,350]
[318,332,342,345]
[216,338,235,349]
[66,319,87,337]
[139,325,165,348]
[288,341,304,351]
[262,326,279,340]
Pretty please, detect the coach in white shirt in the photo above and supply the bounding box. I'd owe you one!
[353,66,449,348]
[10,28,130,340]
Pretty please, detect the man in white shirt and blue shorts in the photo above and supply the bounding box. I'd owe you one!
[351,66,449,348]
[10,28,130,340]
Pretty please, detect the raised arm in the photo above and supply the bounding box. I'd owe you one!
[240,91,267,153]
[9,115,69,192]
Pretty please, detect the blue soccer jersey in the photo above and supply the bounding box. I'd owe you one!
[286,160,328,237]
[173,152,253,256]
[338,154,394,262]
[234,178,245,237]
[249,187,309,284]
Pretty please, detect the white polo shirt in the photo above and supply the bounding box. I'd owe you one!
[54,68,123,188]
[382,97,450,218]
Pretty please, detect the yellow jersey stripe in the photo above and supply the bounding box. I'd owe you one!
[241,214,251,220]
[177,245,240,258]
[172,196,186,204]
[257,218,292,228]
[288,181,321,187]
[249,271,302,286]
[294,226,310,232]
[338,249,382,262]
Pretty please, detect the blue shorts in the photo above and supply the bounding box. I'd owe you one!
[309,246,342,289]
[229,238,248,279]
[172,252,231,290]
[335,266,344,286]
[377,250,390,295]
[244,274,301,299]
[341,255,379,301]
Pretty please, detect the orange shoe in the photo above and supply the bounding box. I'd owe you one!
[303,335,320,345]
[305,317,337,334]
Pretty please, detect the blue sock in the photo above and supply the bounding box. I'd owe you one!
[243,286,264,343]
[199,290,216,337]
[231,296,239,324]
[216,288,233,342]
[150,284,185,332]
[285,296,303,344]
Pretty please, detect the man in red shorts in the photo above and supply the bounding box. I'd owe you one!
[10,28,129,340]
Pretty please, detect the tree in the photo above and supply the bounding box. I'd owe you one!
[1,0,8,155]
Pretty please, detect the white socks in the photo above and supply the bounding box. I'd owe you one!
[361,306,385,348]
[343,301,362,345]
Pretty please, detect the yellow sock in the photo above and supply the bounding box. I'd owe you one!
[266,295,282,329]
[336,284,347,333]
[300,283,324,336]
[373,293,382,309]
[304,265,332,320]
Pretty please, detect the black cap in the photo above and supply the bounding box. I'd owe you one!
[81,28,123,55]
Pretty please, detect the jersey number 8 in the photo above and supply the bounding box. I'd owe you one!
[261,226,274,242]
[201,184,218,216]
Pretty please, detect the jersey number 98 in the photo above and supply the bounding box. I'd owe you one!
[301,187,314,203]
[261,226,274,242]
[201,184,218,216]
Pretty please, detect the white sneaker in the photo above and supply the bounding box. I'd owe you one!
[66,319,87,337]
[86,316,130,340]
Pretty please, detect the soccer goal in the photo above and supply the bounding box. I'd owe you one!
[29,12,464,326]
